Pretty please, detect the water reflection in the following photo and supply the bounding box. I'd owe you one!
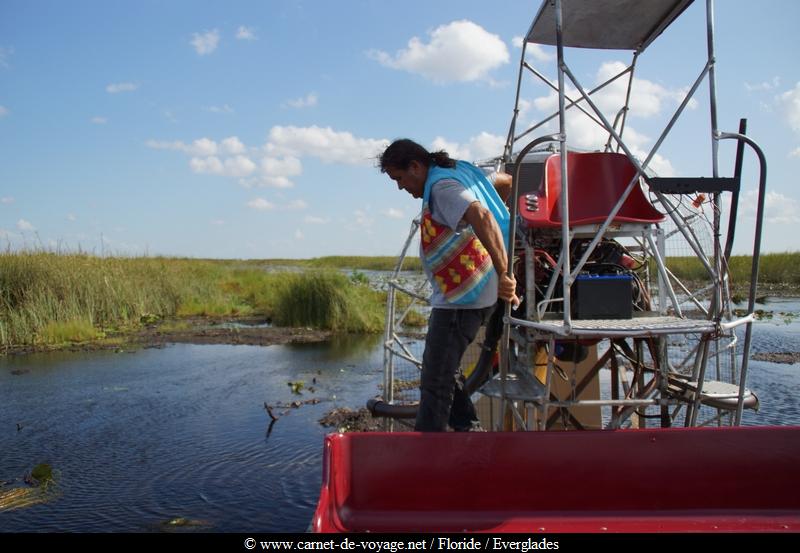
[0,306,798,532]
[0,338,383,532]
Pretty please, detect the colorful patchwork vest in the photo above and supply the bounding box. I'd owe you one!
[421,161,510,306]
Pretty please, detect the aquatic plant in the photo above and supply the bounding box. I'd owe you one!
[272,271,384,333]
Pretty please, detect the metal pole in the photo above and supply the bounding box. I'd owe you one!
[716,132,768,424]
[505,41,529,162]
[555,0,572,332]
[514,63,633,144]
[616,51,639,152]
[502,134,560,421]
[706,0,724,328]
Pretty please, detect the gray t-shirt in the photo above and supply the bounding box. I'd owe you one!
[422,178,499,309]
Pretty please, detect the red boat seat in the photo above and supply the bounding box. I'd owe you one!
[520,152,665,228]
[313,426,800,533]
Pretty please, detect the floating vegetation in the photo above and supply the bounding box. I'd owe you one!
[319,407,381,432]
[0,463,60,512]
[752,352,800,365]
[379,378,420,394]
[732,308,798,323]
[159,517,212,531]
[287,380,305,395]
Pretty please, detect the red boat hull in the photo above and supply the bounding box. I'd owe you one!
[312,426,800,532]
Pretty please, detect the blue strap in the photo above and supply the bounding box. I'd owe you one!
[423,161,510,247]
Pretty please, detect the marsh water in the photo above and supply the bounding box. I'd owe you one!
[1,298,799,532]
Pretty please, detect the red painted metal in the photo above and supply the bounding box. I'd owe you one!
[519,152,666,228]
[312,426,800,533]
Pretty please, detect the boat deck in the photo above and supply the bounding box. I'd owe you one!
[313,427,800,533]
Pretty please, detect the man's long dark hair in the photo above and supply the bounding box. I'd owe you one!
[378,138,456,173]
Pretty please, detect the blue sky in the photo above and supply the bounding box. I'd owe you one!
[1,0,798,259]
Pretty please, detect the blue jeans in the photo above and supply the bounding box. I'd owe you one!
[415,305,495,432]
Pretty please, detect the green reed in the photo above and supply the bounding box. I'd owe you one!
[0,252,387,349]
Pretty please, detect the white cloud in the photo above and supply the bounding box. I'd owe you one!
[190,156,224,175]
[223,155,257,177]
[149,127,387,188]
[524,61,705,175]
[740,189,800,224]
[247,198,274,211]
[67,213,77,221]
[205,104,234,114]
[790,147,800,158]
[431,132,505,161]
[777,82,800,133]
[190,154,256,177]
[0,105,8,118]
[284,93,318,109]
[516,98,532,123]
[17,219,35,231]
[1,197,13,204]
[352,209,373,230]
[221,136,246,155]
[256,155,303,188]
[266,125,389,165]
[287,199,308,210]
[745,77,780,92]
[527,44,554,63]
[236,26,257,41]
[191,29,220,55]
[304,215,329,224]
[512,37,554,63]
[90,116,107,124]
[211,219,225,226]
[532,61,697,121]
[382,208,404,219]
[368,20,509,84]
[294,229,304,240]
[106,82,138,94]
[188,138,218,156]
[148,137,220,156]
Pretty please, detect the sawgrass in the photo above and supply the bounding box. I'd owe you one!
[665,252,800,287]
[0,252,388,350]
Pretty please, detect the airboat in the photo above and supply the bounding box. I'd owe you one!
[313,0,800,532]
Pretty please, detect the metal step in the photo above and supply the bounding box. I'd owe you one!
[509,312,719,338]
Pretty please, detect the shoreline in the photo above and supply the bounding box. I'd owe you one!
[2,316,333,356]
[2,283,798,358]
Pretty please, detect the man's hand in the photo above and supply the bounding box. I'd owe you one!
[498,273,520,308]
[525,193,539,212]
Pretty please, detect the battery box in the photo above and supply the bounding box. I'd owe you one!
[571,273,633,320]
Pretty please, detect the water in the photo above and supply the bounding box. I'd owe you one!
[1,298,798,532]
[0,336,382,532]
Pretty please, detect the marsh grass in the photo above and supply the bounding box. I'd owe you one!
[0,252,388,350]
[273,271,384,332]
[665,252,800,287]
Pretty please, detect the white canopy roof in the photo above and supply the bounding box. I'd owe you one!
[525,0,694,52]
